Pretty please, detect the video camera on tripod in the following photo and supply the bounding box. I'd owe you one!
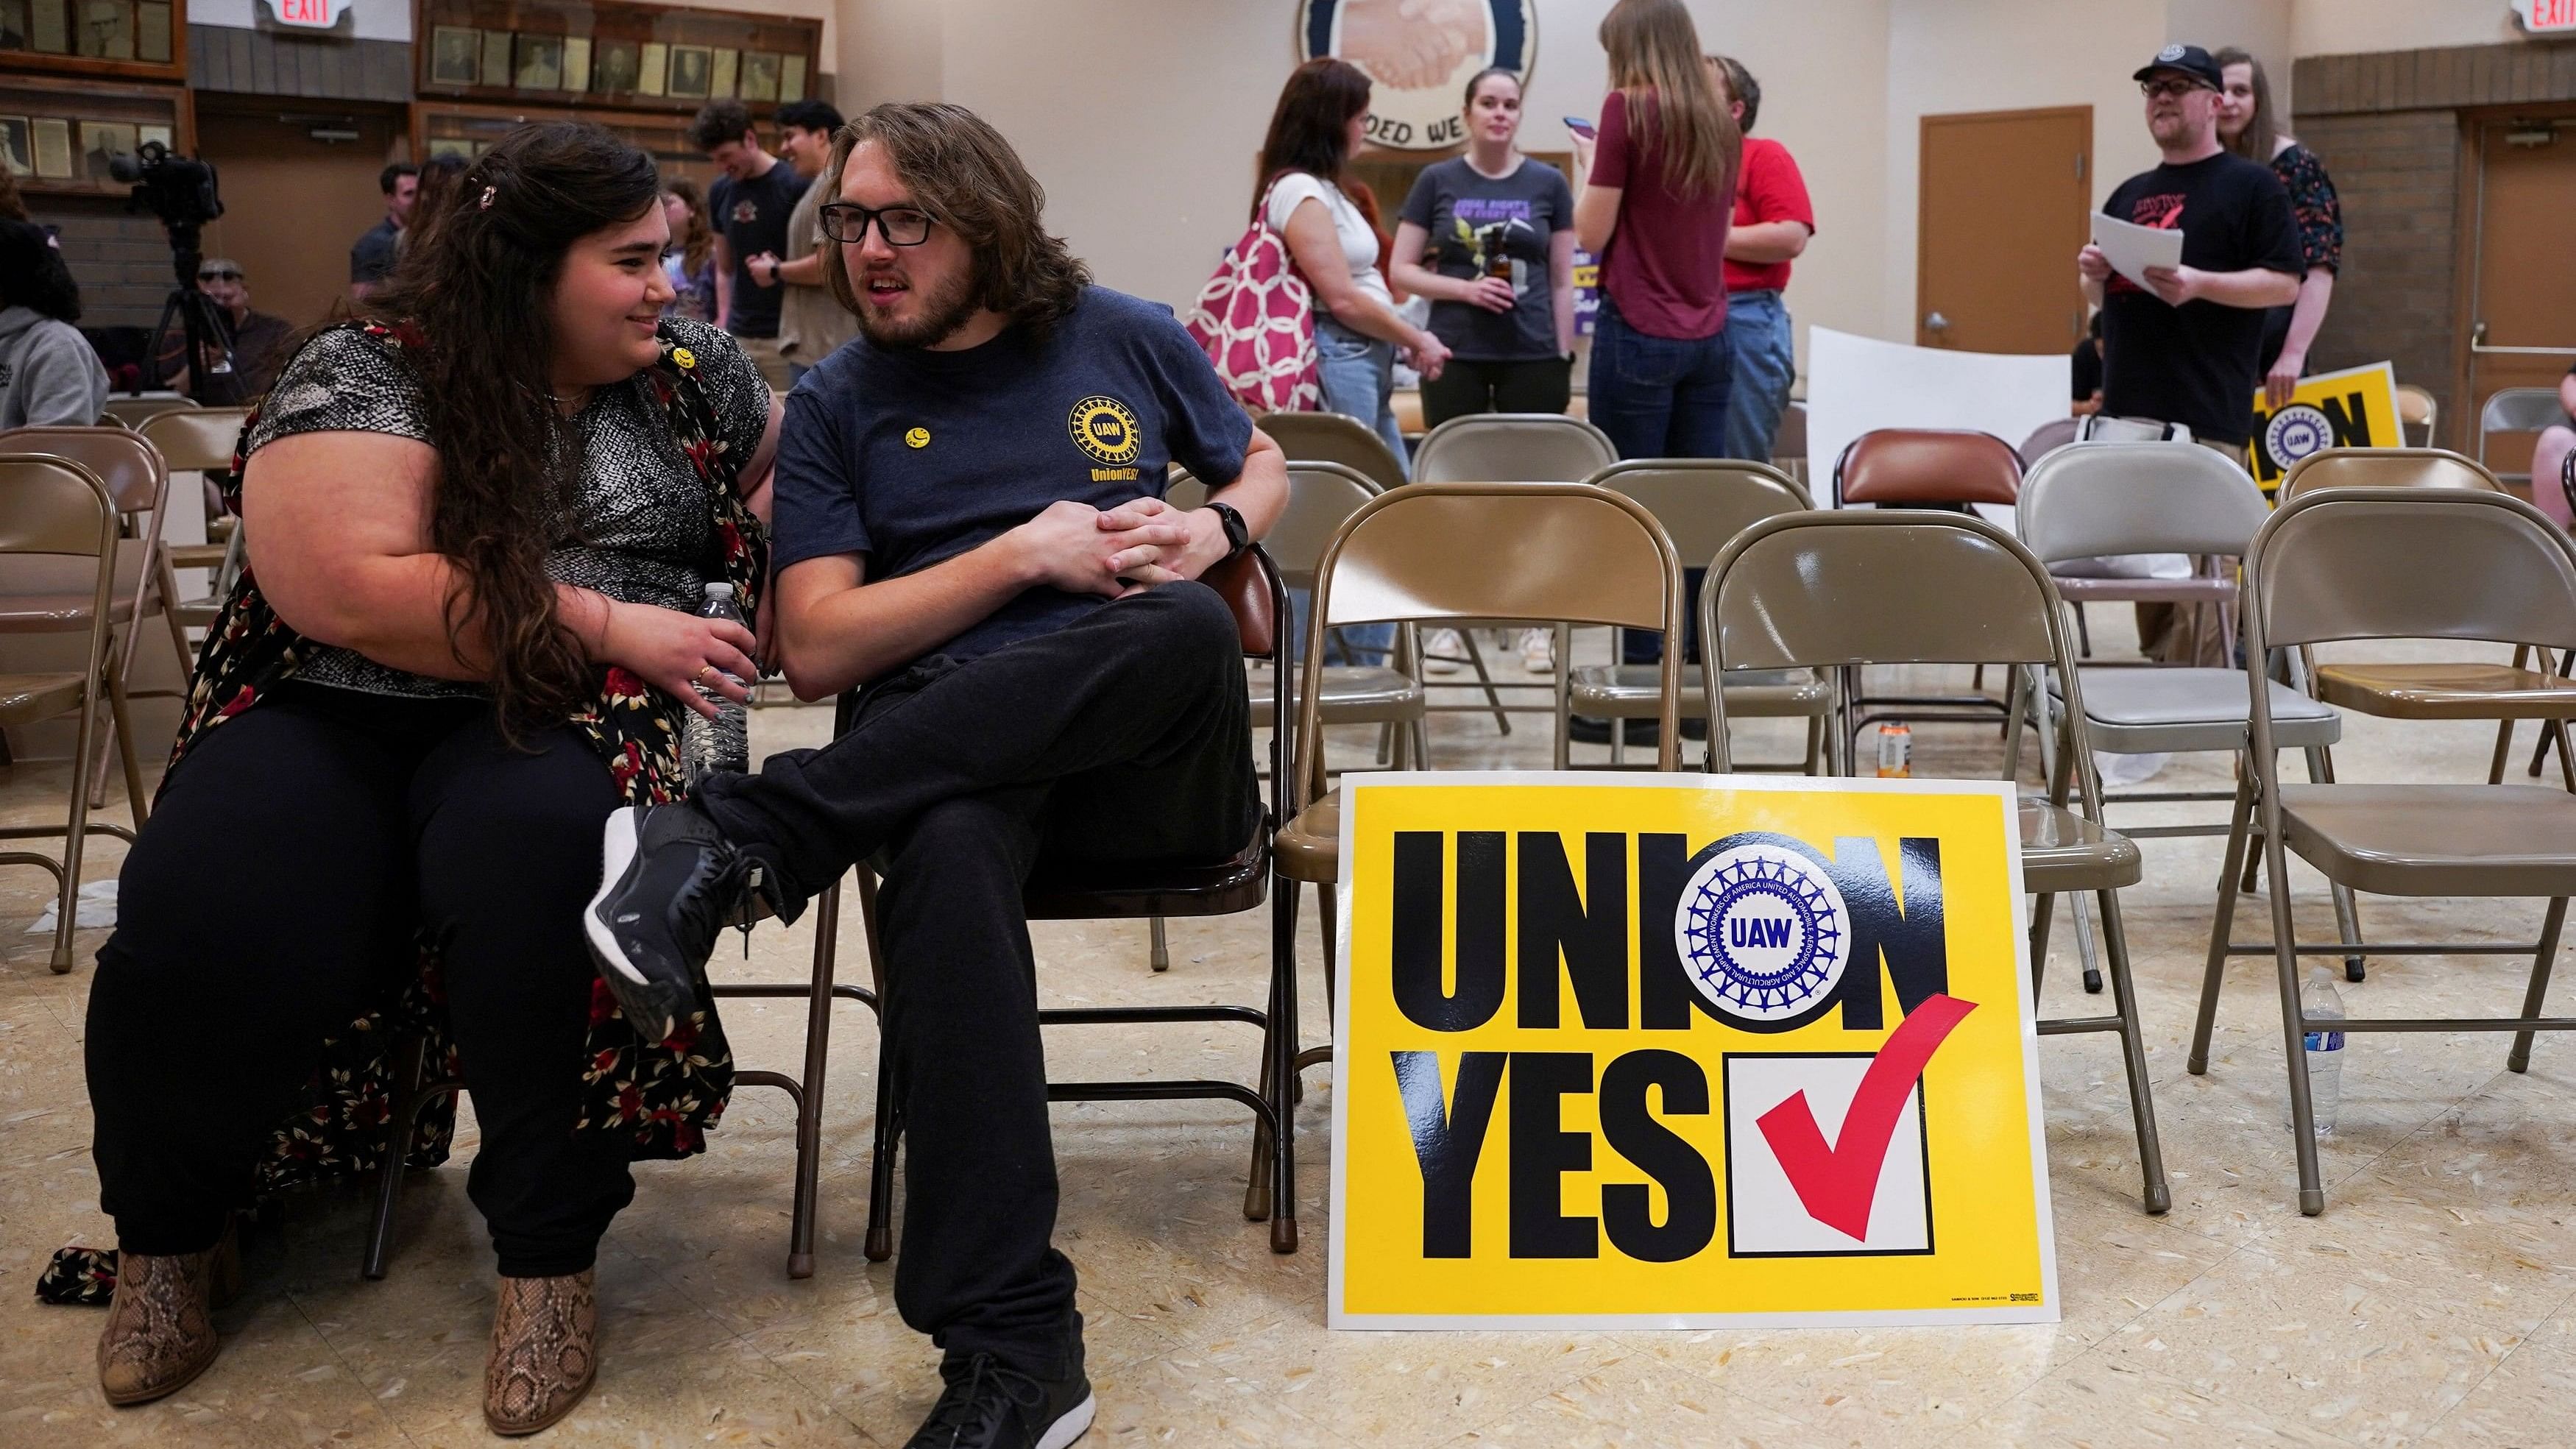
[107,140,233,400]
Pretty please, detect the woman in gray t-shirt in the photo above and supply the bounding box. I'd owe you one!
[1392,68,1579,431]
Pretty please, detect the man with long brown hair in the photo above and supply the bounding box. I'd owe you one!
[587,101,1287,1449]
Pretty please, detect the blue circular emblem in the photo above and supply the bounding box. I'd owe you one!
[1674,842,1851,1027]
[2265,403,2333,469]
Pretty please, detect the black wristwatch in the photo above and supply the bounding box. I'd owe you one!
[1206,500,1251,559]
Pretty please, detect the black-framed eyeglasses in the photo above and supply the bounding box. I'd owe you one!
[2139,77,2209,99]
[818,203,935,247]
[197,269,243,282]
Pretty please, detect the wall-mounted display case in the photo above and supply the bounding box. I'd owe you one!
[414,0,820,118]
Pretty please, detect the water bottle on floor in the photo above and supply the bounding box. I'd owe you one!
[682,582,749,787]
[2294,964,2346,1136]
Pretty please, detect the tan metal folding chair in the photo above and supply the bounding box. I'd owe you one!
[2479,387,2564,491]
[1253,410,1407,492]
[1564,458,1828,771]
[2193,486,2576,1215]
[137,407,253,628]
[2278,450,2576,793]
[0,456,148,971]
[2396,383,2438,448]
[1701,508,2168,1214]
[1409,411,1618,486]
[99,394,198,431]
[1273,481,1687,1083]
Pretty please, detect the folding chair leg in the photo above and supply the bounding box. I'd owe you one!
[1250,865,1304,1223]
[2302,745,2366,981]
[2028,893,2055,993]
[106,662,149,824]
[2189,773,2257,1075]
[1266,873,1301,1253]
[2261,827,2326,1215]
[51,679,103,974]
[785,881,843,1280]
[1801,715,1825,776]
[852,875,899,1264]
[2508,896,2569,1074]
[2071,892,2104,996]
[1148,915,1170,973]
[2554,721,2576,793]
[2095,887,2170,1214]
[1459,631,1510,734]
[2073,602,2092,658]
[2491,718,2519,785]
[362,1033,431,1280]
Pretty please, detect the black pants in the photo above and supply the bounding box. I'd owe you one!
[695,584,1259,1375]
[87,682,633,1278]
[1419,354,1574,430]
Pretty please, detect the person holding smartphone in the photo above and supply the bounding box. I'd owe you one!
[1568,0,1739,463]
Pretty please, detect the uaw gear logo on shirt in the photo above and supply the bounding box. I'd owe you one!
[1676,838,1852,1032]
[1067,394,1142,480]
[1298,0,1538,152]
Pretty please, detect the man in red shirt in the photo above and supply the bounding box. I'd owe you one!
[1709,56,1813,464]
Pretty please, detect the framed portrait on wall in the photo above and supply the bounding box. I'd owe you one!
[135,0,164,60]
[31,116,71,177]
[637,42,667,97]
[481,30,514,88]
[1,1,32,50]
[79,118,132,178]
[430,26,480,85]
[514,34,563,91]
[138,121,169,149]
[563,35,591,93]
[74,0,132,60]
[31,0,68,53]
[0,117,30,177]
[780,54,806,102]
[593,39,639,93]
[739,50,778,103]
[665,45,711,99]
[709,47,737,100]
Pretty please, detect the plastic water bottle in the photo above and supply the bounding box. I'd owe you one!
[1876,721,1911,778]
[2295,964,2346,1136]
[681,582,749,786]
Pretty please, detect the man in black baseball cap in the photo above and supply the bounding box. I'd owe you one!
[2077,41,2300,662]
[2133,42,2224,92]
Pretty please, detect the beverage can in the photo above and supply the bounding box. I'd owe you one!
[1875,721,1911,778]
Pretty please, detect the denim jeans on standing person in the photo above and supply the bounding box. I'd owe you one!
[1314,314,1411,479]
[1310,313,1401,661]
[1586,291,1733,465]
[1720,289,1796,464]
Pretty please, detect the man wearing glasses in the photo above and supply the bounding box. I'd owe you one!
[155,258,294,406]
[2076,43,2299,662]
[584,102,1285,1449]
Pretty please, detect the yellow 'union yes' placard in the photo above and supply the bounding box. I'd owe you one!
[1328,773,2057,1330]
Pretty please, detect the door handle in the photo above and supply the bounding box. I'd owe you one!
[1925,312,1950,333]
[2470,321,2576,357]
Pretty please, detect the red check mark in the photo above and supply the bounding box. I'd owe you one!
[1755,993,1978,1241]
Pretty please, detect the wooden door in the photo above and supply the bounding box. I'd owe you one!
[193,103,407,331]
[2463,110,2576,481]
[1917,107,2092,353]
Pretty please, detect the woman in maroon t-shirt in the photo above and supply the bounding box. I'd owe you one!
[1570,0,1739,461]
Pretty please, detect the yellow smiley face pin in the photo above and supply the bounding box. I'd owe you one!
[671,346,697,369]
[905,427,931,449]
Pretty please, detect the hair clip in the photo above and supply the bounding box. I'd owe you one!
[478,185,497,210]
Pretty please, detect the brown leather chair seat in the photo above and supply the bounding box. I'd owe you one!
[2312,660,2576,720]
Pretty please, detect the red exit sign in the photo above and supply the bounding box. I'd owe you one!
[2516,0,2576,33]
[269,0,347,27]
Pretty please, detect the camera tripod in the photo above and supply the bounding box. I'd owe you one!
[135,219,238,400]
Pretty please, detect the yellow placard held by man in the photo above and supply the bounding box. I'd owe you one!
[1329,773,2057,1330]
[2246,361,2403,492]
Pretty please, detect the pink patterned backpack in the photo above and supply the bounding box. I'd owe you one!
[1183,182,1323,414]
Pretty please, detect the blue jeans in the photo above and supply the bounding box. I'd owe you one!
[1585,293,1733,462]
[1720,289,1795,464]
[1314,315,1411,479]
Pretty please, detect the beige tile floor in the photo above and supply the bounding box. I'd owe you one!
[6,623,2576,1448]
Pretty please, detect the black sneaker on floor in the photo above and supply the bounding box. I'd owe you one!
[583,803,760,1042]
[1568,715,1661,746]
[905,1333,1094,1449]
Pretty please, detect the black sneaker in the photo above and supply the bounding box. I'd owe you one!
[905,1336,1094,1449]
[1568,716,1661,746]
[583,803,760,1041]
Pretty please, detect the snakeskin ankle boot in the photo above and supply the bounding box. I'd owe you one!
[96,1223,238,1406]
[483,1269,598,1436]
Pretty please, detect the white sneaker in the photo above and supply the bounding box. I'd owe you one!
[1422,628,1464,676]
[1520,628,1554,674]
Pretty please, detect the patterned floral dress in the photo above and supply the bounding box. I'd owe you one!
[2261,142,2342,369]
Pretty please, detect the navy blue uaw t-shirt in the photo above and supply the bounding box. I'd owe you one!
[771,286,1254,672]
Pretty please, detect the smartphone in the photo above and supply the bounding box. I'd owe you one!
[1564,116,1596,139]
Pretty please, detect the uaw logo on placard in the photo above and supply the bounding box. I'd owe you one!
[1298,0,1539,151]
[1331,777,2056,1329]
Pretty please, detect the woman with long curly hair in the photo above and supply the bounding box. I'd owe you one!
[82,121,776,1435]
[659,177,718,322]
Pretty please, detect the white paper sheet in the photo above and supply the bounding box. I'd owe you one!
[1804,328,2071,523]
[2091,213,2184,289]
